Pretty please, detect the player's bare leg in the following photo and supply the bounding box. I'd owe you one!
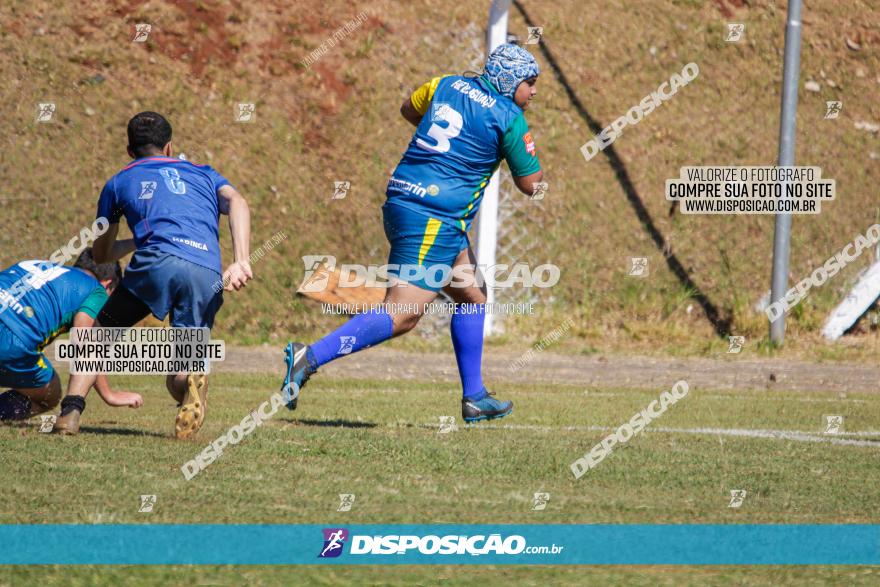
[166,373,187,404]
[0,373,62,421]
[443,247,487,305]
[22,373,63,417]
[54,365,143,435]
[53,371,95,435]
[384,280,438,336]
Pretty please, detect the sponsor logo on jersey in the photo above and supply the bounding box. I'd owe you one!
[388,177,428,198]
[139,181,157,199]
[172,237,209,251]
[523,132,536,156]
[0,288,26,315]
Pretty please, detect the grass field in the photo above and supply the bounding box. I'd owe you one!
[1,371,878,583]
[4,565,880,587]
[3,0,880,583]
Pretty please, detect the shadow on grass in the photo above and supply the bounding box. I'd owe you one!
[2,421,168,438]
[513,0,733,338]
[286,418,378,429]
[78,426,167,438]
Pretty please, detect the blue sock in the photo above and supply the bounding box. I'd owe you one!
[310,308,395,368]
[0,390,32,420]
[451,303,486,400]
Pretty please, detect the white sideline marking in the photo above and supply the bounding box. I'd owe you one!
[584,391,868,404]
[702,394,866,404]
[330,387,871,404]
[422,423,880,447]
[647,426,880,447]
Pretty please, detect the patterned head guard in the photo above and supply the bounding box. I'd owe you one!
[483,43,540,99]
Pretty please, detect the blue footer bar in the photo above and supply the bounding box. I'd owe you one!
[1,524,878,564]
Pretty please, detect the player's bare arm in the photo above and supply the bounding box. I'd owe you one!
[93,374,143,409]
[510,75,541,194]
[513,170,544,195]
[218,184,253,291]
[400,98,423,127]
[91,223,136,264]
[69,310,142,408]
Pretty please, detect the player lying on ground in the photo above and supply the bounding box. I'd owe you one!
[57,111,252,438]
[0,250,142,424]
[282,43,544,422]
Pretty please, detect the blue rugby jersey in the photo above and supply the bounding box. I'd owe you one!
[96,157,232,273]
[0,261,106,350]
[386,74,541,232]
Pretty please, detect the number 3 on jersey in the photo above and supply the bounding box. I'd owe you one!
[416,104,463,153]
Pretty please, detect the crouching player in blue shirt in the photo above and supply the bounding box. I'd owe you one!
[283,44,544,422]
[0,250,143,423]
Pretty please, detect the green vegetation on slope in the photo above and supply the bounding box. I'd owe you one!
[1,0,878,359]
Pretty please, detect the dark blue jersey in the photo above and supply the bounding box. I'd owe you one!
[97,156,231,273]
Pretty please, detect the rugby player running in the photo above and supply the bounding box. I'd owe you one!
[282,44,543,422]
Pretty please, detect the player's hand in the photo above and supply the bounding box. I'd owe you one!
[223,261,253,292]
[103,391,143,409]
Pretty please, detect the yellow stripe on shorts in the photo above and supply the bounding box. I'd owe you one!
[418,218,443,266]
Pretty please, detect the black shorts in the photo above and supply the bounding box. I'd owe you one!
[97,284,151,328]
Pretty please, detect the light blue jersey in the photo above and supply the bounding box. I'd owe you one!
[0,261,106,350]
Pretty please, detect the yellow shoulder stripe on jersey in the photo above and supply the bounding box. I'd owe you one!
[410,75,452,116]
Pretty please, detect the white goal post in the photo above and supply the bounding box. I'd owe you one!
[475,0,511,336]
